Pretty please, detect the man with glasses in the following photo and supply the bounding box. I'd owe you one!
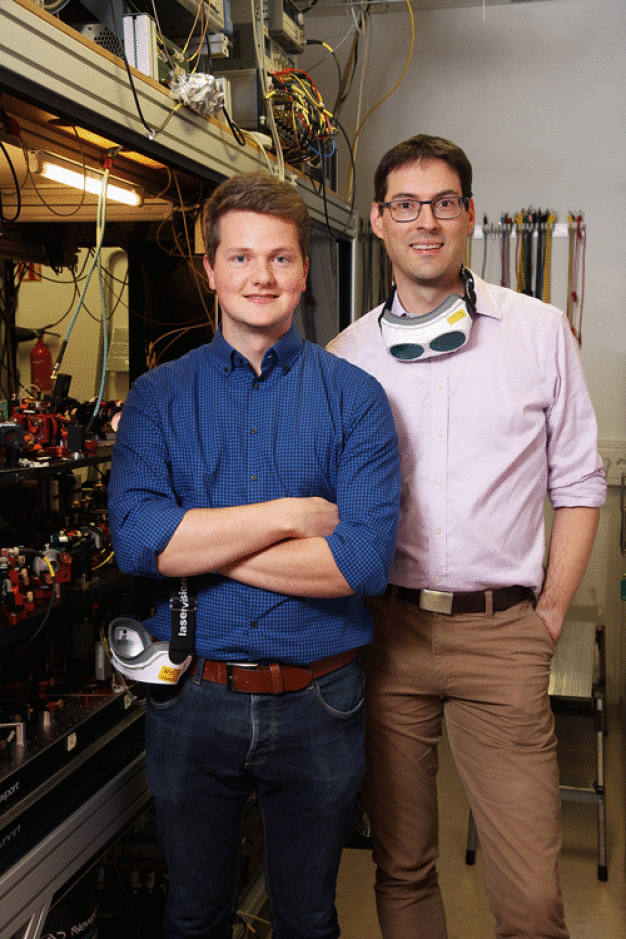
[328,135,606,939]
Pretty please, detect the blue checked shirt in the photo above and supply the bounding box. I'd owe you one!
[108,327,400,664]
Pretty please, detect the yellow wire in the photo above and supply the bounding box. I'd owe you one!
[93,550,115,571]
[346,0,415,199]
[542,213,557,303]
[514,212,526,294]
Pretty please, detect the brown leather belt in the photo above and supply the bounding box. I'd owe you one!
[190,648,359,694]
[386,584,534,615]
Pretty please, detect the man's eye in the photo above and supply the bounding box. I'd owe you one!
[396,201,416,211]
[436,198,455,209]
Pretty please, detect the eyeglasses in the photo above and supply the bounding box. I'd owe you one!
[379,195,471,222]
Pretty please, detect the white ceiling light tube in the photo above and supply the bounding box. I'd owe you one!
[30,151,143,207]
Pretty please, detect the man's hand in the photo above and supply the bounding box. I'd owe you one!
[534,607,563,646]
[285,497,340,539]
[536,506,600,646]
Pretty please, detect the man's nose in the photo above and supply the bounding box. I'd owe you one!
[251,259,276,283]
[415,202,440,227]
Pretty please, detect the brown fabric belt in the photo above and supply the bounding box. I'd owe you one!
[190,648,359,694]
[386,584,534,615]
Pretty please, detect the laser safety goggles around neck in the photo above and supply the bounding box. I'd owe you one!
[379,267,477,363]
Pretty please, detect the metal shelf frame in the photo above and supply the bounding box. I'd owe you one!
[0,751,151,939]
[0,0,357,236]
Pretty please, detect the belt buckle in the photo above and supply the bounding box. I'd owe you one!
[419,589,454,615]
[226,662,257,692]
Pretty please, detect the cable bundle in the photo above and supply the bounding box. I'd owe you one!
[268,68,335,170]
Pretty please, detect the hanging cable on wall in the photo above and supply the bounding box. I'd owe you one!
[541,212,557,303]
[567,211,586,345]
[500,214,512,288]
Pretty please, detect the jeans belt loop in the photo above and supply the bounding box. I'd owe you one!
[485,589,494,616]
[194,658,205,685]
[270,662,285,694]
[419,589,454,615]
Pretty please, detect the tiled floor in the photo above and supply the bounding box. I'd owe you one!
[336,712,626,939]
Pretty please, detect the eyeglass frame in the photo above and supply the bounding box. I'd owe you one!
[377,195,472,223]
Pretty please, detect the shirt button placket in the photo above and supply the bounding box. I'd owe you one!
[431,373,448,583]
[248,379,261,488]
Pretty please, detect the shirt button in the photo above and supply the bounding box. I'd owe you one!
[250,428,258,434]
[436,382,443,390]
[435,478,441,486]
[251,621,258,629]
[434,528,441,535]
[435,575,441,584]
[250,474,257,481]
[436,430,442,438]
[252,382,260,390]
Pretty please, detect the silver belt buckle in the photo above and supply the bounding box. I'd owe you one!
[419,589,454,615]
[226,662,258,692]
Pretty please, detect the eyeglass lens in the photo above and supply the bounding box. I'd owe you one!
[387,198,464,221]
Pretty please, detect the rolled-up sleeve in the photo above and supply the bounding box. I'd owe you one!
[108,378,187,577]
[546,316,606,509]
[325,372,400,596]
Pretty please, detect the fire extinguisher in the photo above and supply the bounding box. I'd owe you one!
[30,332,53,394]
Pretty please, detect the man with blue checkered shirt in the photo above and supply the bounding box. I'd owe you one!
[108,171,400,939]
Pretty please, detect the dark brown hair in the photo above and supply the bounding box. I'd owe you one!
[202,172,310,264]
[374,135,473,204]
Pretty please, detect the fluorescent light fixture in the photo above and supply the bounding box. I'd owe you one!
[30,152,143,207]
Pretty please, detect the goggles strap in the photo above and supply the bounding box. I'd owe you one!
[169,576,197,664]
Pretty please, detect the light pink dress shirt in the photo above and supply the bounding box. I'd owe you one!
[327,273,606,594]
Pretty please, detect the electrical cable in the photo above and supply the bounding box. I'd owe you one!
[534,208,544,300]
[2,554,57,667]
[221,104,247,146]
[51,156,113,392]
[306,39,342,104]
[481,215,489,280]
[568,212,586,345]
[0,140,21,222]
[541,212,556,303]
[248,0,284,181]
[333,116,357,227]
[24,130,89,218]
[332,12,365,119]
[111,0,156,139]
[85,173,110,435]
[346,0,414,199]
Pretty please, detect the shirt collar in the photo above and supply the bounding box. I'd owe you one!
[391,271,502,322]
[209,326,304,374]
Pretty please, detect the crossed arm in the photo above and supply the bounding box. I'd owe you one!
[156,497,354,597]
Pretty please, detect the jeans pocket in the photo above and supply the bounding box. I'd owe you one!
[145,672,192,709]
[313,659,365,719]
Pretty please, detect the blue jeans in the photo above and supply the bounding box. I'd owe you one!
[144,658,365,939]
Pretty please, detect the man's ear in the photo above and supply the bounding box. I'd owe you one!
[466,198,476,236]
[203,255,216,291]
[370,201,384,240]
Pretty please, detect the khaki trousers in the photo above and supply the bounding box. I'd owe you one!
[363,594,569,939]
